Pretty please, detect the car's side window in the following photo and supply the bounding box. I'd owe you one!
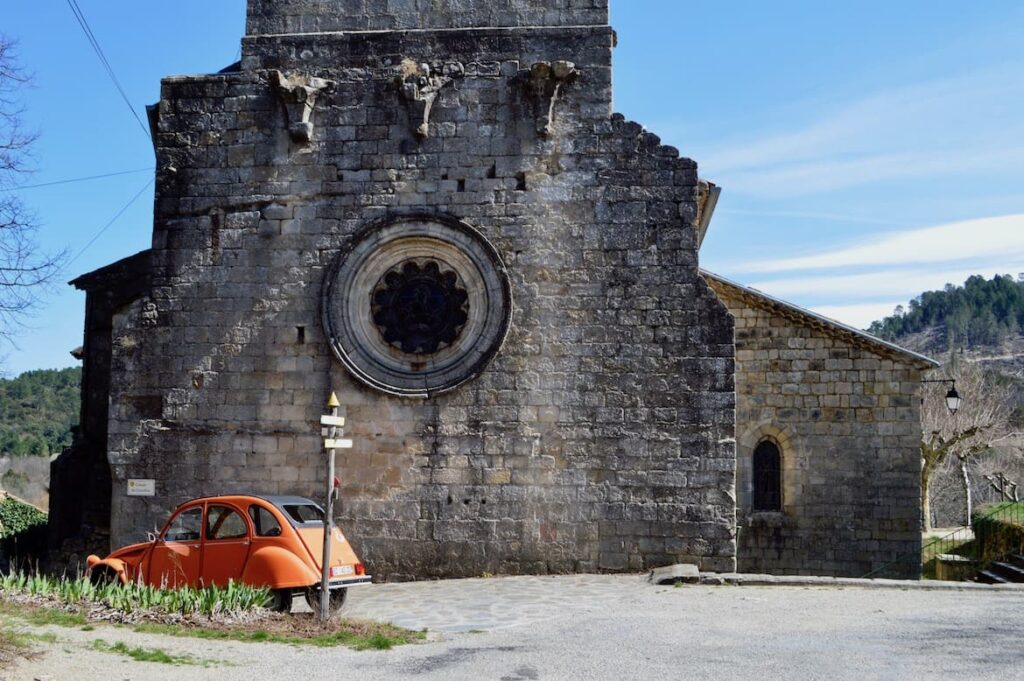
[248,505,283,538]
[205,505,248,541]
[163,507,203,542]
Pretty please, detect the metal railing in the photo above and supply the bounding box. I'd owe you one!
[860,501,1024,580]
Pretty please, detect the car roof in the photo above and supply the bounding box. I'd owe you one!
[254,495,325,527]
[176,494,319,507]
[172,497,323,528]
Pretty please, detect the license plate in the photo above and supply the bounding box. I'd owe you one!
[330,565,354,577]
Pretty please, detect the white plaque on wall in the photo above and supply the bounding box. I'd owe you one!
[127,479,156,497]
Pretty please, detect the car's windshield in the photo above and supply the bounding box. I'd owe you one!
[282,504,324,525]
[163,506,202,542]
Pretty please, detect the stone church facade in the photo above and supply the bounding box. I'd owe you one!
[50,0,934,580]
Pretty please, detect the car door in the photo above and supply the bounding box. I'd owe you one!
[200,503,252,587]
[148,504,203,588]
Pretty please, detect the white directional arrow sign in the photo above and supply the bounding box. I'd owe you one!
[320,415,347,428]
[323,438,353,450]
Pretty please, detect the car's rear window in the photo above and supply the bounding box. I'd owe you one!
[283,504,324,524]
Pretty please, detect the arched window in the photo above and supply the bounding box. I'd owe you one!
[753,440,782,512]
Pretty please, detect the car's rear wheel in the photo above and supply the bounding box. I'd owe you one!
[305,587,347,617]
[267,589,294,613]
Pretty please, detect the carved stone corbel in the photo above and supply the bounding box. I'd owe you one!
[395,61,465,138]
[269,70,333,144]
[524,61,580,136]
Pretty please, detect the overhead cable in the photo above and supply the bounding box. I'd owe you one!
[0,168,152,192]
[64,0,151,139]
[64,178,154,270]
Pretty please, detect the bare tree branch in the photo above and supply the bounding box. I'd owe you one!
[921,360,1019,528]
[0,34,65,346]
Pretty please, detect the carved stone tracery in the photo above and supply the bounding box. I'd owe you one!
[371,259,469,355]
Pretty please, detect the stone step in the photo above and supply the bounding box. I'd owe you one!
[1008,554,1024,570]
[649,564,700,585]
[989,561,1024,583]
[975,569,1011,585]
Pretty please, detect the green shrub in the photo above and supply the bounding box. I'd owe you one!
[972,502,1024,562]
[0,497,47,539]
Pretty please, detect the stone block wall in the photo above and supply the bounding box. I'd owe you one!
[101,2,737,580]
[246,0,609,35]
[708,276,926,579]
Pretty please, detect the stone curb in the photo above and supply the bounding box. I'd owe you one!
[695,572,1024,592]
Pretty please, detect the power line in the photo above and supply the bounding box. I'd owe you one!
[64,0,151,140]
[0,168,152,192]
[64,178,154,270]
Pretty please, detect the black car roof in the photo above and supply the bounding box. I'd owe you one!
[254,495,324,526]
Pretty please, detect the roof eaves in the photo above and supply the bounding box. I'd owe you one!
[701,269,940,369]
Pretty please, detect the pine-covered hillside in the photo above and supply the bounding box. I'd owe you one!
[868,274,1024,352]
[0,367,80,458]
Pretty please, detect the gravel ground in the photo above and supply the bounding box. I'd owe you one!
[8,575,1024,681]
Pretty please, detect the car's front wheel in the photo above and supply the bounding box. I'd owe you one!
[304,587,347,618]
[88,567,119,587]
[267,589,294,613]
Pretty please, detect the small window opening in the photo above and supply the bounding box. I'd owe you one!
[296,326,306,344]
[752,440,782,512]
[515,172,527,191]
[486,164,497,179]
[457,179,466,192]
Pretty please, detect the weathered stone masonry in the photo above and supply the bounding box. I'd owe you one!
[59,0,738,579]
[706,273,935,579]
[54,0,935,581]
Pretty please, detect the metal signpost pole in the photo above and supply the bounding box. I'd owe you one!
[320,392,340,622]
[319,392,353,622]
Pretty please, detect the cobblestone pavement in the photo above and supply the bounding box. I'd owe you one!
[10,575,1024,681]
[340,573,638,632]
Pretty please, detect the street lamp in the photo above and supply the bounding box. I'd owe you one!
[923,378,962,416]
[944,383,962,415]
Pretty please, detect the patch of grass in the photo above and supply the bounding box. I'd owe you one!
[1,596,424,654]
[1,628,30,658]
[92,639,220,667]
[20,607,88,628]
[132,619,425,650]
[14,631,60,644]
[0,601,87,628]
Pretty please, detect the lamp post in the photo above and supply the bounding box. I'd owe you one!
[923,378,962,415]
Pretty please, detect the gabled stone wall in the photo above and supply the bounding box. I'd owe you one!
[709,279,925,579]
[246,0,609,34]
[100,0,737,579]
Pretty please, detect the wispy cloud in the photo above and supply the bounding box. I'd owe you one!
[810,302,907,330]
[748,264,1024,301]
[737,214,1024,274]
[697,65,1024,197]
[721,146,1024,198]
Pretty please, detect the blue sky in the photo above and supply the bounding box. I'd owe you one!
[2,0,1023,376]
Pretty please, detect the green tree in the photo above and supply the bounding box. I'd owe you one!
[0,367,80,457]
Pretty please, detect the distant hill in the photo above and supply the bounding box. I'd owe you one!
[0,367,80,458]
[868,274,1024,354]
[867,274,1024,429]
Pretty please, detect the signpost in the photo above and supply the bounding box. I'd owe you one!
[319,391,351,622]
